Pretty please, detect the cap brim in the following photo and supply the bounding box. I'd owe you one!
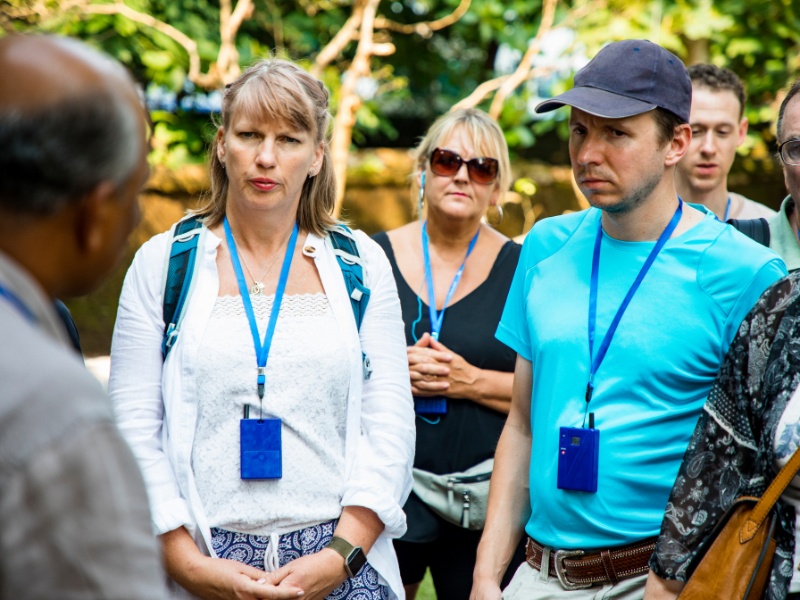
[535,87,657,119]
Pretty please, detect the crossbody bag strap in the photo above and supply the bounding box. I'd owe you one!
[741,445,800,541]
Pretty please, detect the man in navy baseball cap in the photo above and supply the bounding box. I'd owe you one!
[471,39,786,599]
[535,38,691,122]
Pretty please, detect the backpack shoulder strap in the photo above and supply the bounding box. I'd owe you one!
[162,214,204,359]
[329,225,372,379]
[726,217,771,248]
[329,225,371,330]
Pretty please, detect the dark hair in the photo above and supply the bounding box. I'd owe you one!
[777,80,800,143]
[199,58,337,235]
[688,64,746,118]
[652,107,686,147]
[0,92,140,216]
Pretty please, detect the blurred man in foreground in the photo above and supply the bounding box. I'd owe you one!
[0,34,167,598]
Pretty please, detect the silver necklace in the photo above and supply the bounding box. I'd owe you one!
[234,233,292,295]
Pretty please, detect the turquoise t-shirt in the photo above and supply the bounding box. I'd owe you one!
[496,207,787,550]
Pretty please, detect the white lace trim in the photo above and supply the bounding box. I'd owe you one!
[214,292,330,319]
[192,293,349,536]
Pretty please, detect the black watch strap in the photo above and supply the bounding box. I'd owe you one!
[327,535,367,578]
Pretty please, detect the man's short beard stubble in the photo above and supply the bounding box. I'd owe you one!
[591,170,663,216]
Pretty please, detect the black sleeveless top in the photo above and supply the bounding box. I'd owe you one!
[373,231,521,541]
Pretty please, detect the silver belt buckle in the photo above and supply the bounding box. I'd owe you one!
[554,549,591,590]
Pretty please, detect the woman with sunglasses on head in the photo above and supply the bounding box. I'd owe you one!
[373,108,525,599]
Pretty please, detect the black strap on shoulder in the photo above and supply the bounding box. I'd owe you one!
[726,218,771,248]
[162,215,203,358]
[54,299,82,354]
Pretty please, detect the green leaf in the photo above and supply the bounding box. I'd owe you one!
[140,50,174,72]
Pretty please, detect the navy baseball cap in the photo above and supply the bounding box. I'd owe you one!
[535,39,691,123]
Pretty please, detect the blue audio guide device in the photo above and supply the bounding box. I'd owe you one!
[557,426,599,493]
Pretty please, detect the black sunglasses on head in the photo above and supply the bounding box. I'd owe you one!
[429,148,499,184]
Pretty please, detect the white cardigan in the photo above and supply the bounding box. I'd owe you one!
[109,224,415,599]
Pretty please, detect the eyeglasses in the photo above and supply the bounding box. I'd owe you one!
[429,148,499,184]
[778,139,800,165]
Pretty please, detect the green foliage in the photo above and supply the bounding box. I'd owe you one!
[6,0,800,166]
[149,111,211,168]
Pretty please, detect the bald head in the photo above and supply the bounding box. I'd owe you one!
[0,35,136,111]
[0,34,145,216]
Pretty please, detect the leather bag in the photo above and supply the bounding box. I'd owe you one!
[678,447,800,599]
[412,458,493,530]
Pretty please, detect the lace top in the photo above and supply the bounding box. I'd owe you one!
[192,293,349,535]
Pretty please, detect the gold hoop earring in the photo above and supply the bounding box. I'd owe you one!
[486,203,504,226]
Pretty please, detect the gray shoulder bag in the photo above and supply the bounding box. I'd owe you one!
[411,458,493,530]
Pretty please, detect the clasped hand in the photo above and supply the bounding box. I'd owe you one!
[407,332,477,398]
[185,548,346,600]
[269,548,348,600]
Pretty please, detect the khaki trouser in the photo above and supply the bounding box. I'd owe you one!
[502,561,648,600]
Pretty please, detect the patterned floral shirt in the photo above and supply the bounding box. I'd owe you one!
[650,272,800,600]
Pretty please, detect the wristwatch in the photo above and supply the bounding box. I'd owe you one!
[326,535,367,578]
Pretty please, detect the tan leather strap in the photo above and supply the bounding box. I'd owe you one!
[742,446,800,542]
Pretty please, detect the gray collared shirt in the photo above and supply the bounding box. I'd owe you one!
[0,251,167,599]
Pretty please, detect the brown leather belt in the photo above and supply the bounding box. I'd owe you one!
[525,536,657,590]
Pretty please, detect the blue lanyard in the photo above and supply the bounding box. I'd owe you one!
[223,217,299,400]
[586,200,683,404]
[723,196,731,222]
[421,221,479,340]
[0,283,36,323]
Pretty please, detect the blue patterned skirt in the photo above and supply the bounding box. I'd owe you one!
[211,520,389,599]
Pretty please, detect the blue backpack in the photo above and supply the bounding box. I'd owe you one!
[161,215,372,378]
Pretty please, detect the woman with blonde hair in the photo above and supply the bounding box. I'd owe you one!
[110,58,415,599]
[373,108,525,599]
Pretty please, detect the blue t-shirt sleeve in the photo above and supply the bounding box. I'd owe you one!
[723,257,787,348]
[496,237,533,361]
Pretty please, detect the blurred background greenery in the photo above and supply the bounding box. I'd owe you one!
[3,0,799,355]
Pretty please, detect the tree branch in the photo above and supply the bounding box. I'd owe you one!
[330,0,388,213]
[81,0,255,88]
[264,0,285,53]
[83,1,204,85]
[451,0,604,114]
[217,0,253,84]
[229,0,253,32]
[374,0,471,37]
[313,0,471,79]
[312,3,365,76]
[450,75,510,111]
[489,0,557,118]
